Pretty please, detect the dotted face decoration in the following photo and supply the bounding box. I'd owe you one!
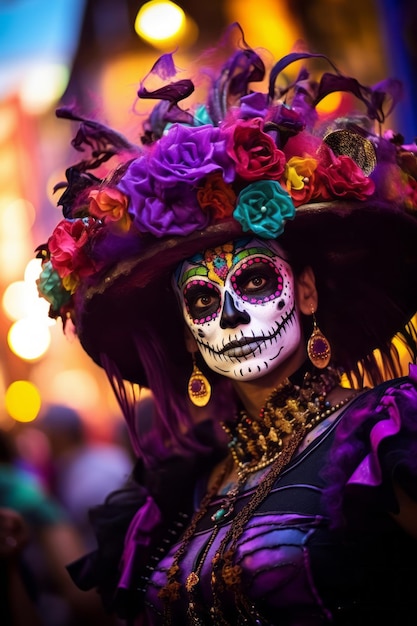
[173,238,302,381]
[183,280,221,324]
[230,257,284,304]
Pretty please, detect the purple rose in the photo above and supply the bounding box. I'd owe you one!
[239,92,269,119]
[119,158,210,237]
[151,123,235,185]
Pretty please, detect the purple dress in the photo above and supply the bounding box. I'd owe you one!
[70,366,417,625]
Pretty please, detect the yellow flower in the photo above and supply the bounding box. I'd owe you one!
[62,273,80,295]
[285,157,318,191]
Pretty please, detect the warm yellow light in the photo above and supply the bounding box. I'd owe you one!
[135,1,186,43]
[8,319,51,361]
[3,259,53,324]
[2,281,30,321]
[316,91,343,116]
[24,258,42,284]
[0,105,17,143]
[20,62,70,115]
[225,0,301,61]
[5,380,41,423]
[0,198,36,281]
[50,369,101,411]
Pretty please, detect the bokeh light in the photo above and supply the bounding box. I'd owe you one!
[5,380,41,423]
[3,258,53,324]
[8,318,51,361]
[49,369,101,412]
[135,1,185,42]
[19,62,70,115]
[2,281,30,321]
[316,92,344,116]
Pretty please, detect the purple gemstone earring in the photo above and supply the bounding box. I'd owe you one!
[307,308,331,369]
[188,354,211,406]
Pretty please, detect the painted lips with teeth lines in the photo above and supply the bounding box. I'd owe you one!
[195,307,296,361]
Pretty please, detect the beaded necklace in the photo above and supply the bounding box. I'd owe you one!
[158,366,353,625]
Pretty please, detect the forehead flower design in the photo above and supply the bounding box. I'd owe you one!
[204,244,234,285]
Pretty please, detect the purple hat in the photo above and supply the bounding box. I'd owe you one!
[37,26,417,392]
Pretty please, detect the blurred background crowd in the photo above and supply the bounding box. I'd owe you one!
[0,0,416,624]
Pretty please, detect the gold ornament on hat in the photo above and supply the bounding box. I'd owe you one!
[323,128,377,176]
[188,354,211,406]
[307,309,331,369]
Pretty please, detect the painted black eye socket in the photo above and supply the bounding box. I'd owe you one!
[233,262,281,299]
[184,283,220,320]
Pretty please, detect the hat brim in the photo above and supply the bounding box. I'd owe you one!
[76,199,417,385]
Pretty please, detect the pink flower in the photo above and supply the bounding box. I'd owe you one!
[226,118,286,182]
[89,188,131,233]
[318,155,375,200]
[48,218,98,281]
[315,146,375,201]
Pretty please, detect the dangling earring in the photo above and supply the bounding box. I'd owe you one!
[307,308,331,369]
[188,353,211,407]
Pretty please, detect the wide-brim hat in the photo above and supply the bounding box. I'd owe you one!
[37,30,417,388]
[68,198,417,387]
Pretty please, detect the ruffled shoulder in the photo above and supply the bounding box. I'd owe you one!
[322,364,417,529]
[67,477,155,615]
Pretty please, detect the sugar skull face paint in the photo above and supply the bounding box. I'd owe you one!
[173,238,301,381]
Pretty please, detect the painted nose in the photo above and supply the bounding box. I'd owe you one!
[220,291,250,329]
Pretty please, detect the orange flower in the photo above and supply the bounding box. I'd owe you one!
[197,172,236,220]
[89,188,131,233]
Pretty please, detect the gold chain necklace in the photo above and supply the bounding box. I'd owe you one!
[158,367,350,624]
[222,367,341,475]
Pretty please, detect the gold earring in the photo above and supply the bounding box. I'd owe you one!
[188,354,211,407]
[307,309,331,369]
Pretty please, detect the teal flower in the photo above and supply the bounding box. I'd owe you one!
[194,105,214,126]
[233,180,296,239]
[37,260,72,315]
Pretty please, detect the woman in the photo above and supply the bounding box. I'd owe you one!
[37,25,417,625]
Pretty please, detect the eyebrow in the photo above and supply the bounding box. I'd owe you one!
[232,246,276,264]
[179,264,209,287]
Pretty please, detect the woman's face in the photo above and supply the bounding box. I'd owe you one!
[173,237,303,381]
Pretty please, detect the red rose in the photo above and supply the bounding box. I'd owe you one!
[315,147,375,201]
[226,118,286,182]
[48,218,98,280]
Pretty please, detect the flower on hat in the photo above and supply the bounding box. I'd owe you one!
[118,123,237,238]
[233,180,296,239]
[152,123,235,186]
[119,157,211,238]
[197,172,236,220]
[36,260,72,313]
[285,156,318,206]
[318,149,375,200]
[226,118,286,182]
[88,188,131,233]
[48,217,99,285]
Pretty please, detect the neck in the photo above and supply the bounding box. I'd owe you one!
[231,343,310,419]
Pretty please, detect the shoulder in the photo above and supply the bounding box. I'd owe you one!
[322,366,417,528]
[337,364,417,438]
